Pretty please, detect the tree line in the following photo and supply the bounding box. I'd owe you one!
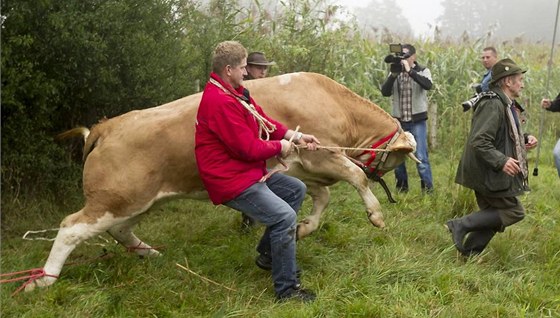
[2,0,558,199]
[1,0,366,197]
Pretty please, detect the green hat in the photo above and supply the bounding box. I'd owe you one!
[490,58,526,85]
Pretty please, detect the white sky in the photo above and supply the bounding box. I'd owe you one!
[335,0,444,36]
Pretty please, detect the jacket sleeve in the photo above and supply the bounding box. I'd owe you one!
[547,93,560,112]
[381,74,397,96]
[409,67,433,90]
[469,101,509,171]
[209,99,281,162]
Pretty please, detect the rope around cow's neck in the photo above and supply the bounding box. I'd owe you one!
[296,144,391,152]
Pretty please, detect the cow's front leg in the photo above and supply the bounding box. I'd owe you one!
[108,214,161,257]
[297,185,329,239]
[334,156,385,229]
[300,151,385,230]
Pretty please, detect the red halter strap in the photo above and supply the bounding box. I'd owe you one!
[357,127,399,176]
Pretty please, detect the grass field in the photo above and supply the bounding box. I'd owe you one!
[1,143,559,317]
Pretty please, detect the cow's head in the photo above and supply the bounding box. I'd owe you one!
[378,131,419,173]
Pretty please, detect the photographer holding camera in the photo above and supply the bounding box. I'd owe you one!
[381,44,434,193]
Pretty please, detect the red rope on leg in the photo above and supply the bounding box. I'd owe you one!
[126,242,165,253]
[1,268,59,296]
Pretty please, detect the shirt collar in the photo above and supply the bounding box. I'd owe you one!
[210,72,246,98]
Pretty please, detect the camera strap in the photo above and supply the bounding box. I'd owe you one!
[473,91,500,108]
[478,91,498,99]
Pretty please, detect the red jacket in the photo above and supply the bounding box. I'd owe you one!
[195,73,288,204]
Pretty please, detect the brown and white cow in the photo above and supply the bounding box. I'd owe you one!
[25,72,417,291]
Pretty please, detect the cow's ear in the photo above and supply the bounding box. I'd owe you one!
[387,132,416,152]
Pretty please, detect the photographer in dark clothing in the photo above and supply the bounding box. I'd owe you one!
[381,44,434,193]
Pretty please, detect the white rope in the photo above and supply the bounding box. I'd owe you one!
[23,228,112,247]
[22,228,59,241]
[297,145,391,152]
[209,78,276,140]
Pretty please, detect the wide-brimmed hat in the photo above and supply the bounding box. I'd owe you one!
[490,58,526,85]
[247,52,276,66]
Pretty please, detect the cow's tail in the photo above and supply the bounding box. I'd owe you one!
[56,127,98,161]
[56,127,90,143]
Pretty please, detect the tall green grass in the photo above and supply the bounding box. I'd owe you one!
[2,145,559,317]
[2,3,560,314]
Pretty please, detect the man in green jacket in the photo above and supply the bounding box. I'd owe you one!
[446,58,535,257]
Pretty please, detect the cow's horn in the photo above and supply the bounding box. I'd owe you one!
[408,152,421,163]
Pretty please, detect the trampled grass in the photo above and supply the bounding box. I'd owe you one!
[1,148,559,317]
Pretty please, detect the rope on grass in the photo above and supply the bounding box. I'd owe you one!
[176,262,237,292]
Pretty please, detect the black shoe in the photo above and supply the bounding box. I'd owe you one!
[396,186,408,193]
[423,187,434,194]
[255,253,272,271]
[241,213,256,230]
[446,211,503,255]
[445,219,466,253]
[277,285,316,302]
[255,254,302,278]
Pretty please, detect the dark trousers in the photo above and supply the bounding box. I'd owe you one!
[463,192,525,254]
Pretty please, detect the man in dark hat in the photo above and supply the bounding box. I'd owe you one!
[244,52,276,80]
[446,58,537,257]
[241,51,277,229]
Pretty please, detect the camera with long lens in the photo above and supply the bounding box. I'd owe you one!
[461,84,484,112]
[461,94,484,112]
[384,44,411,73]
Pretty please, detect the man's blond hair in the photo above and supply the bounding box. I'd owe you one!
[212,41,247,74]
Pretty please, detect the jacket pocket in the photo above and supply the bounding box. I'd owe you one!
[484,170,512,192]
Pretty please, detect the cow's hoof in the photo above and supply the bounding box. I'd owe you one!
[129,244,162,257]
[138,248,161,258]
[24,276,57,292]
[367,213,385,229]
[296,219,313,239]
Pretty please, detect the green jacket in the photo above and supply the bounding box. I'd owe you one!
[455,87,529,197]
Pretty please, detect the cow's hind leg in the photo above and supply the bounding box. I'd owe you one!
[25,208,120,292]
[107,214,161,257]
[297,185,330,239]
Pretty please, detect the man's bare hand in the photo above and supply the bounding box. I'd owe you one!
[541,98,552,109]
[298,134,321,151]
[401,60,411,73]
[502,157,521,176]
[525,135,538,150]
[280,139,293,158]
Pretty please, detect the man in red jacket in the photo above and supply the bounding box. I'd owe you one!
[195,41,320,302]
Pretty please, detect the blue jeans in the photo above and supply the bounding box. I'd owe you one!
[554,138,560,177]
[394,120,434,190]
[224,173,306,297]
